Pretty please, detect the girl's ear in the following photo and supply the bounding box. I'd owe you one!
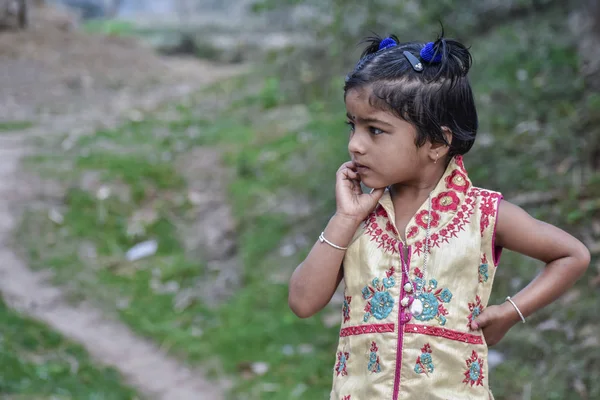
[428,127,453,163]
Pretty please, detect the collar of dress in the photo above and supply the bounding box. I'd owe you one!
[372,155,474,250]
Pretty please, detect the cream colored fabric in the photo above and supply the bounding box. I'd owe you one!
[330,156,502,400]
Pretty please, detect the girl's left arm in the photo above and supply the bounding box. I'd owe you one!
[471,199,591,345]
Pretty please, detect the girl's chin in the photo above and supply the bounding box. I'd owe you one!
[361,179,387,192]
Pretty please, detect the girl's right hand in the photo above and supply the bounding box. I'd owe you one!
[335,161,385,223]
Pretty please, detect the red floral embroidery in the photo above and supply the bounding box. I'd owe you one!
[467,295,484,328]
[342,396,351,400]
[340,323,395,337]
[432,190,460,212]
[335,351,349,376]
[445,169,470,193]
[413,190,477,256]
[463,350,485,386]
[342,295,351,323]
[406,225,419,238]
[479,254,489,283]
[454,155,467,172]
[385,220,398,236]
[422,343,432,353]
[368,341,381,373]
[364,206,399,255]
[404,324,484,344]
[476,189,502,236]
[415,210,440,229]
[414,343,434,376]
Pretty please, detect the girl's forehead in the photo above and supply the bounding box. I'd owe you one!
[345,87,377,113]
[345,88,394,120]
[345,86,415,132]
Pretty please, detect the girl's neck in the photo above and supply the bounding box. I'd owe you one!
[389,164,447,206]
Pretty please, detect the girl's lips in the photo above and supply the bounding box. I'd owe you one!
[354,162,370,171]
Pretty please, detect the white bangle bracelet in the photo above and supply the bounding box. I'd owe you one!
[319,232,348,251]
[505,296,526,324]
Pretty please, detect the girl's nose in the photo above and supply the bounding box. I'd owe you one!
[348,132,366,155]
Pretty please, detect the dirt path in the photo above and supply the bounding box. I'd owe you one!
[0,5,244,399]
[0,89,238,399]
[0,121,235,400]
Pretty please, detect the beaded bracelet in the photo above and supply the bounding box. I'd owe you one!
[505,296,526,324]
[319,232,348,251]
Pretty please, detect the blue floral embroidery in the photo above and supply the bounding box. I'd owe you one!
[382,277,395,289]
[479,264,489,282]
[440,288,453,303]
[371,292,394,320]
[470,361,481,381]
[335,351,349,377]
[479,254,489,283]
[414,343,434,376]
[367,342,381,373]
[467,296,484,327]
[463,350,485,386]
[412,275,452,326]
[342,295,351,323]
[363,267,396,322]
[417,292,439,321]
[414,277,425,291]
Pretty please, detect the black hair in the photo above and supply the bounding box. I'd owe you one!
[344,31,477,157]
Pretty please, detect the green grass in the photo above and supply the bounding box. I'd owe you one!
[0,297,137,399]
[82,20,137,37]
[19,49,600,400]
[0,121,34,132]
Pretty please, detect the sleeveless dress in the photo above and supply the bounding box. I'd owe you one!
[330,156,503,400]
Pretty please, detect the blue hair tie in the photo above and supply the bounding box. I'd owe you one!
[420,42,442,63]
[378,37,397,51]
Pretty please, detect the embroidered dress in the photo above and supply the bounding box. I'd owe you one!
[331,156,502,400]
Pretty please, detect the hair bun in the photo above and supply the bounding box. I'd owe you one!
[420,42,442,63]
[378,37,398,51]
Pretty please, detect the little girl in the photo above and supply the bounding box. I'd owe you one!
[288,33,590,399]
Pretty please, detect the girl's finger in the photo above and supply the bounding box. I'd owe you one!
[345,169,359,180]
[337,161,356,174]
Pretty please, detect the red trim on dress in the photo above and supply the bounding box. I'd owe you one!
[404,324,484,345]
[491,195,504,266]
[393,246,411,400]
[339,323,395,337]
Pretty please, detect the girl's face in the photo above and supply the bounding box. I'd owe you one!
[345,86,432,189]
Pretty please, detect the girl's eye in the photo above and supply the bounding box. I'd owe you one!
[345,121,355,132]
[370,127,385,135]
